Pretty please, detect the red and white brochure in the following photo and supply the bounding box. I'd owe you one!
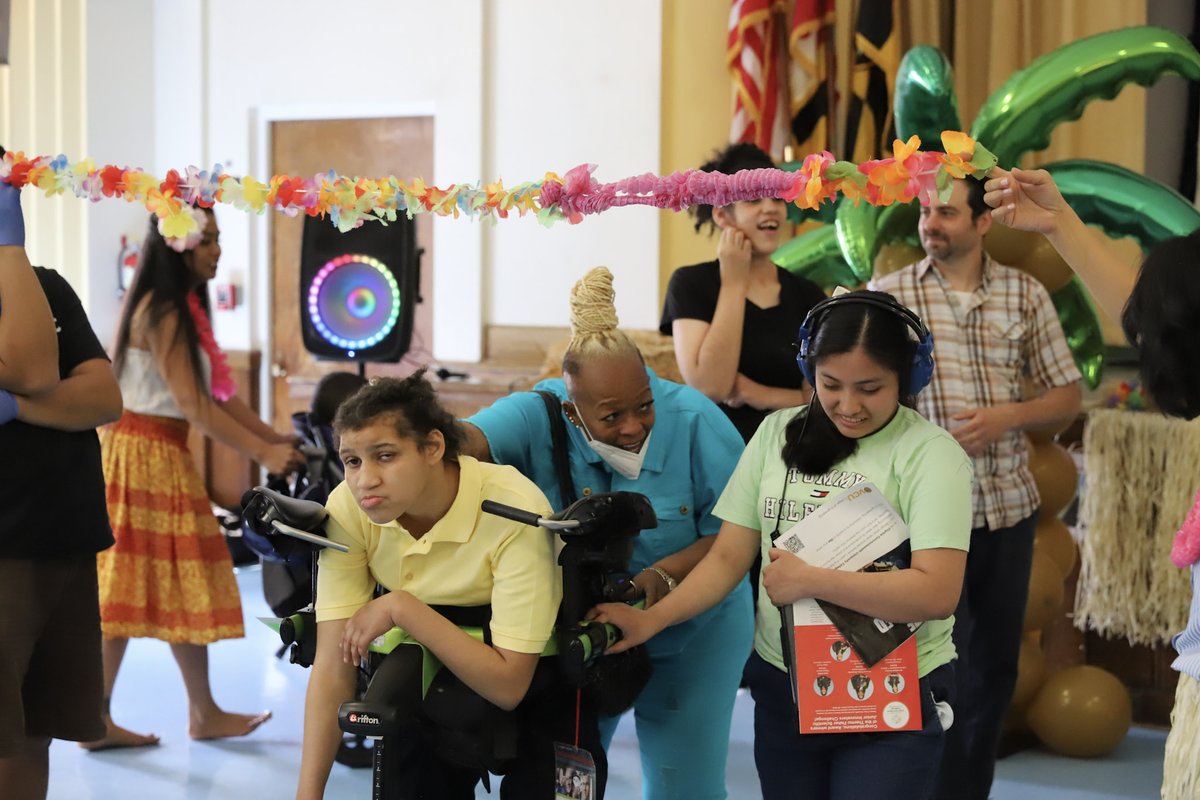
[791,599,922,733]
[776,483,923,734]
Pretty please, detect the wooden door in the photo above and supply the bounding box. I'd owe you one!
[270,117,434,429]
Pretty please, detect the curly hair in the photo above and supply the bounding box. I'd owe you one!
[333,367,464,459]
[690,142,777,234]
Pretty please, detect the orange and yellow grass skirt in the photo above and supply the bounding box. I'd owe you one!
[97,412,244,644]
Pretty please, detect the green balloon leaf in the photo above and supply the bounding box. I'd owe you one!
[972,26,1200,166]
[895,46,963,143]
[834,200,881,284]
[773,225,858,290]
[1050,277,1106,389]
[1043,159,1200,250]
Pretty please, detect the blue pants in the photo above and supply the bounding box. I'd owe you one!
[598,592,753,800]
[934,513,1037,800]
[746,651,953,800]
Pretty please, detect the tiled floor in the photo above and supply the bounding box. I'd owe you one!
[45,565,1166,799]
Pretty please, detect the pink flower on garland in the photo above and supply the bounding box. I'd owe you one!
[185,292,237,402]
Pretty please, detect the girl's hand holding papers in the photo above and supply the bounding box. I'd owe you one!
[764,548,831,605]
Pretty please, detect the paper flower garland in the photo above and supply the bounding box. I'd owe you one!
[0,133,996,238]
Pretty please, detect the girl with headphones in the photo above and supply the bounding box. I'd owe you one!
[592,290,973,800]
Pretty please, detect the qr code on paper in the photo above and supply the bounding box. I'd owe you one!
[779,535,805,554]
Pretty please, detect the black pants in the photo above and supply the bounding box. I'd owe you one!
[934,513,1038,800]
[386,667,608,799]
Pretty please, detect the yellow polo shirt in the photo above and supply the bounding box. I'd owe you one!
[316,456,560,655]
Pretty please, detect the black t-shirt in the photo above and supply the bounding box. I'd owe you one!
[0,267,114,558]
[660,260,826,442]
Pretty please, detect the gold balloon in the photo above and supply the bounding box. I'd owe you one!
[1027,666,1133,758]
[1035,517,1078,577]
[1028,441,1078,520]
[984,224,1039,266]
[1023,551,1065,634]
[1013,234,1074,293]
[1010,634,1049,712]
[873,242,927,280]
[985,226,1073,293]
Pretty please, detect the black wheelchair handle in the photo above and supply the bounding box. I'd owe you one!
[480,500,580,531]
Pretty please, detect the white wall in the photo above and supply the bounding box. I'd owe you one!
[17,1,664,361]
[485,0,663,330]
[2,0,89,304]
[84,0,158,343]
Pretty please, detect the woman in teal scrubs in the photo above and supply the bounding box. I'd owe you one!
[462,267,753,800]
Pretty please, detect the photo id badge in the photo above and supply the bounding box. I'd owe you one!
[554,742,597,800]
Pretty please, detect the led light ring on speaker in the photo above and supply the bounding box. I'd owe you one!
[307,254,401,351]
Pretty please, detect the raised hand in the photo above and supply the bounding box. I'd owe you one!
[716,226,752,288]
[983,167,1070,236]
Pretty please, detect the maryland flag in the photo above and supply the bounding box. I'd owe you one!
[788,0,836,157]
[845,0,900,162]
[728,0,790,159]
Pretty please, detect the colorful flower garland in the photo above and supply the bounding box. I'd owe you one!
[0,132,996,239]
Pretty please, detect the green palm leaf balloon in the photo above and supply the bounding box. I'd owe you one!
[776,25,1200,388]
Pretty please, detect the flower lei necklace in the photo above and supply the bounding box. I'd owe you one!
[185,292,237,402]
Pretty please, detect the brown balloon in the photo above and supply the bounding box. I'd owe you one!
[1028,441,1078,520]
[1026,666,1133,757]
[1010,634,1049,712]
[1027,428,1056,445]
[873,241,927,279]
[1023,551,1065,634]
[1035,517,1078,577]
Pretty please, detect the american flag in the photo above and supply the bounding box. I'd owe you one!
[727,0,790,159]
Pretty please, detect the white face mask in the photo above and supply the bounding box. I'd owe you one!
[576,416,651,481]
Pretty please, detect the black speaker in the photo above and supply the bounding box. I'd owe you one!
[299,214,419,362]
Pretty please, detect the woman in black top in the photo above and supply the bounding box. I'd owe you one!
[660,143,826,442]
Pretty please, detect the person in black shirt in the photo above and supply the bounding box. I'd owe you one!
[0,166,123,800]
[660,142,826,442]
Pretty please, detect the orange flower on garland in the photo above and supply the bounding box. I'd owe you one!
[938,131,977,179]
[788,152,838,210]
[859,135,925,206]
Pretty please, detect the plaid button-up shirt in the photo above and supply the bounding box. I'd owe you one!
[871,255,1082,530]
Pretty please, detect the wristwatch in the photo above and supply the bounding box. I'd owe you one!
[642,566,678,592]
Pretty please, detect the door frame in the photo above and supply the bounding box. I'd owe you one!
[251,102,484,426]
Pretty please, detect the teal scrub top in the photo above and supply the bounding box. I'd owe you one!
[468,370,750,656]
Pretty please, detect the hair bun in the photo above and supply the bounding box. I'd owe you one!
[569,266,620,338]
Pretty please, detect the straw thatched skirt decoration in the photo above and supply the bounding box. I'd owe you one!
[1076,409,1200,645]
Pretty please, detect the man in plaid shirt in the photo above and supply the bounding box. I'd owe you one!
[871,178,1081,800]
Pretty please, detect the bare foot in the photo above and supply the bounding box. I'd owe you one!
[80,718,161,751]
[189,709,272,740]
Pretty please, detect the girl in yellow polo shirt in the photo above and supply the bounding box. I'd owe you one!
[296,369,593,800]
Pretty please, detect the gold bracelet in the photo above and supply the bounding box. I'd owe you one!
[641,566,677,592]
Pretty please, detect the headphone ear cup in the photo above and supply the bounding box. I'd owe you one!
[796,321,815,384]
[909,333,935,394]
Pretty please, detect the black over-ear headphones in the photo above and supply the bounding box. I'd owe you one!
[795,292,935,395]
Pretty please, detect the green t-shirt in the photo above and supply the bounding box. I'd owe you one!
[714,405,973,677]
